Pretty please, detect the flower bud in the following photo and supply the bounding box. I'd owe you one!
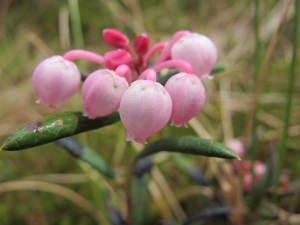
[32,55,81,107]
[225,139,244,159]
[171,33,217,79]
[253,160,266,181]
[102,28,129,48]
[82,69,128,119]
[104,49,132,70]
[134,33,150,56]
[164,73,206,127]
[119,80,172,143]
[243,173,252,192]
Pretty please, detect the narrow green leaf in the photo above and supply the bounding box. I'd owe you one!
[132,175,150,225]
[1,111,120,151]
[135,136,240,161]
[80,145,115,178]
[55,137,115,178]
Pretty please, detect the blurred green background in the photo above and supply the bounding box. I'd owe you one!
[0,0,299,224]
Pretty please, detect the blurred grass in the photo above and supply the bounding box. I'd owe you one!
[0,0,299,224]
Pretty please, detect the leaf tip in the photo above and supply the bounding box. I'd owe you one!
[236,156,241,161]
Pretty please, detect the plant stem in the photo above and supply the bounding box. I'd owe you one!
[254,0,261,84]
[63,50,105,65]
[243,0,291,149]
[152,59,193,74]
[68,0,84,49]
[125,141,134,225]
[68,0,86,68]
[277,0,299,183]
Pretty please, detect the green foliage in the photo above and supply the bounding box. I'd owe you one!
[135,136,240,161]
[80,145,115,179]
[1,112,120,151]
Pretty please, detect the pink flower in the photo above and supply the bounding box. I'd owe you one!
[104,49,132,70]
[253,160,266,181]
[119,76,172,143]
[171,33,218,79]
[237,160,267,192]
[102,28,129,48]
[82,69,128,119]
[243,173,252,192]
[225,139,244,159]
[164,73,206,127]
[32,55,81,108]
[134,34,150,56]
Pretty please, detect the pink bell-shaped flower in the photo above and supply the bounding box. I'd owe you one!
[119,77,172,144]
[171,33,218,79]
[164,73,206,127]
[32,55,81,107]
[82,69,129,119]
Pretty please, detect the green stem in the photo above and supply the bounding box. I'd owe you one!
[277,0,299,177]
[249,0,261,161]
[77,161,110,225]
[68,0,84,49]
[254,0,261,84]
[68,0,86,68]
[125,141,134,225]
[90,181,111,225]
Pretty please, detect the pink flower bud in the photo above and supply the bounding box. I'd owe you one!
[134,33,150,56]
[82,69,129,119]
[104,49,132,70]
[253,160,266,181]
[225,139,244,159]
[237,160,266,192]
[119,80,172,143]
[171,33,218,79]
[164,73,206,127]
[243,172,252,192]
[102,28,129,48]
[32,55,81,107]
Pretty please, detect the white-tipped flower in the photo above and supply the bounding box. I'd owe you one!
[82,69,128,119]
[32,55,81,107]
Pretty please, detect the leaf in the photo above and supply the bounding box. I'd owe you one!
[182,206,233,225]
[211,62,225,73]
[56,137,115,178]
[1,111,120,151]
[80,145,115,178]
[133,157,153,178]
[135,136,240,161]
[132,175,151,225]
[172,155,209,186]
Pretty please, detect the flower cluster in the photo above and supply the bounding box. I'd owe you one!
[225,139,267,192]
[32,29,218,143]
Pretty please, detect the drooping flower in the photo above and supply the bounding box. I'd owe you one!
[32,55,81,108]
[119,70,172,143]
[82,69,128,119]
[171,33,218,79]
[164,73,206,127]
